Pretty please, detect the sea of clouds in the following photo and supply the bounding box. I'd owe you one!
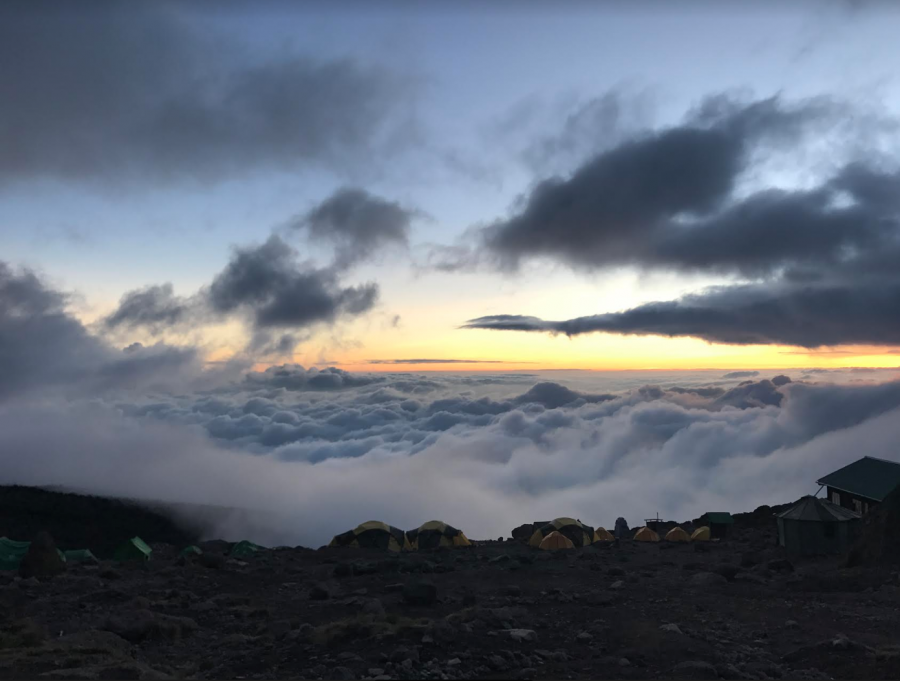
[4,361,900,548]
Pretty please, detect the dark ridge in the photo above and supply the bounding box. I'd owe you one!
[0,485,200,558]
[846,483,900,567]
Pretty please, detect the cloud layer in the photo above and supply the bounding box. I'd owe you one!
[0,2,413,187]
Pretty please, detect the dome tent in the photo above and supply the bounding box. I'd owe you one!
[329,521,411,552]
[406,520,471,550]
[529,518,595,548]
[593,527,615,542]
[633,527,660,542]
[539,531,575,550]
[691,526,711,541]
[665,527,691,542]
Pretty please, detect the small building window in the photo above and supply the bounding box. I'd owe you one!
[831,491,841,506]
[853,499,863,514]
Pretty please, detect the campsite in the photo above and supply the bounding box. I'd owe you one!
[3,478,900,680]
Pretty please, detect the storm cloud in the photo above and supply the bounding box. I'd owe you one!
[0,2,414,187]
[294,188,418,269]
[103,284,194,335]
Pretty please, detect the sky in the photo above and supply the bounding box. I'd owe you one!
[4,1,900,545]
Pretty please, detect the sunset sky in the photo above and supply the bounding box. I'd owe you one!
[4,0,900,373]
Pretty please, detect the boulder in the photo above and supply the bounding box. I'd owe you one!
[402,581,437,606]
[511,524,534,542]
[102,609,197,643]
[19,532,66,580]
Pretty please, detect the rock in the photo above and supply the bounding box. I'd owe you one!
[740,552,760,568]
[102,610,197,643]
[333,562,353,577]
[506,585,522,597]
[576,631,593,641]
[19,532,66,580]
[330,666,354,681]
[368,668,385,676]
[447,658,461,666]
[660,623,684,635]
[506,629,537,643]
[607,567,625,577]
[672,661,720,679]
[98,567,121,580]
[713,564,740,581]
[511,524,534,542]
[619,658,631,667]
[610,580,625,590]
[489,555,510,564]
[363,598,386,617]
[766,558,794,572]
[402,581,437,606]
[198,553,225,570]
[488,655,507,671]
[690,571,728,587]
[785,619,800,629]
[268,619,292,640]
[309,583,331,601]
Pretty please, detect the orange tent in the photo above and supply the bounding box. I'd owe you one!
[593,527,615,542]
[538,531,575,550]
[665,527,690,542]
[633,527,660,542]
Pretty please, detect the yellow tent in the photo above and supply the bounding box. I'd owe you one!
[328,521,411,551]
[407,520,471,550]
[691,526,711,541]
[528,517,594,547]
[538,531,575,551]
[665,527,691,542]
[593,527,615,542]
[633,527,660,542]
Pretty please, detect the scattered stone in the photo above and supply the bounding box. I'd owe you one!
[785,620,800,630]
[331,666,354,681]
[576,631,593,641]
[619,658,631,667]
[610,580,625,590]
[309,583,331,601]
[660,623,683,635]
[198,553,225,570]
[447,658,461,666]
[19,532,66,580]
[672,660,720,679]
[488,655,507,671]
[402,581,437,606]
[766,558,794,572]
[690,571,728,587]
[102,610,197,643]
[506,629,537,643]
[333,562,353,578]
[489,555,510,564]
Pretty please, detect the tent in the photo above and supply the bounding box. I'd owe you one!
[528,518,595,548]
[593,527,615,542]
[406,521,471,550]
[777,496,860,557]
[665,527,691,542]
[329,521,411,552]
[180,545,203,557]
[0,538,32,571]
[538,531,575,551]
[701,512,734,539]
[633,527,660,542]
[691,526,711,541]
[114,536,152,562]
[230,540,263,557]
[64,549,98,564]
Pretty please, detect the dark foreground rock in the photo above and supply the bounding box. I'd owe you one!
[1,520,899,680]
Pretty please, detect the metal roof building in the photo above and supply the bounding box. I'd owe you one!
[817,456,900,514]
[777,496,860,557]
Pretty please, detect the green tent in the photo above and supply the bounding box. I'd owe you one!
[0,537,31,571]
[114,536,152,562]
[230,540,263,557]
[0,538,67,570]
[180,545,203,557]
[64,549,98,564]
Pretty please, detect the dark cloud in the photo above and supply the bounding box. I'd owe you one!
[103,284,192,334]
[294,188,418,269]
[723,371,759,379]
[463,278,900,348]
[243,364,383,391]
[208,235,378,331]
[0,262,200,400]
[0,2,413,187]
[481,95,837,271]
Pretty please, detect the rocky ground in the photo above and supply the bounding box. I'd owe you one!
[2,518,900,680]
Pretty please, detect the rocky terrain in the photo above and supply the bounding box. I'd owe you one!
[2,487,900,680]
